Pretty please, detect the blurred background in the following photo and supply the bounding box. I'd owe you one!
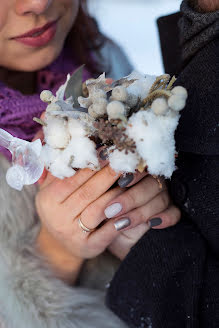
[88,0,182,75]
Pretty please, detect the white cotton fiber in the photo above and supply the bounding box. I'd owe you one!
[63,138,99,170]
[68,118,86,138]
[127,74,156,100]
[109,148,139,173]
[127,110,179,178]
[44,116,70,149]
[50,155,76,179]
[40,144,61,170]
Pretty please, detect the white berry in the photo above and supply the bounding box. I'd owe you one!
[107,101,126,120]
[90,89,107,102]
[168,95,186,112]
[151,98,169,116]
[112,86,128,102]
[40,90,54,103]
[171,86,188,99]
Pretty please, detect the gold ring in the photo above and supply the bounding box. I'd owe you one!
[78,217,95,233]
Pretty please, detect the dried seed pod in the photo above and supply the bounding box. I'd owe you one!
[168,95,186,112]
[151,98,169,116]
[46,102,62,112]
[112,86,128,102]
[107,101,126,120]
[40,90,54,103]
[171,86,188,99]
[78,96,92,109]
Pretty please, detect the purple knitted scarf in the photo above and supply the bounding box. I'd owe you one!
[0,46,91,159]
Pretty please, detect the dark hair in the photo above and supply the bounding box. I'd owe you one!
[66,0,106,76]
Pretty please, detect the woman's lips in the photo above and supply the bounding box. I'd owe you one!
[12,20,58,48]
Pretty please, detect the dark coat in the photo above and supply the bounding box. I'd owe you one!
[106,9,219,328]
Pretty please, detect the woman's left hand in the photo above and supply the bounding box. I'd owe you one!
[105,174,181,260]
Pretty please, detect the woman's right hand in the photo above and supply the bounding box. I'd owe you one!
[35,165,125,260]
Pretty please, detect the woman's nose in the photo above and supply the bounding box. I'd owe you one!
[15,0,53,16]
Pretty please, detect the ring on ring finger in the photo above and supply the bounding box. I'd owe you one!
[78,216,96,233]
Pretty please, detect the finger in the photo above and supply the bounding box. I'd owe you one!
[111,190,170,231]
[108,223,149,260]
[118,170,148,188]
[40,171,57,189]
[104,175,167,219]
[88,190,170,248]
[64,165,121,218]
[43,168,97,202]
[32,129,44,142]
[40,147,109,201]
[148,204,181,229]
[79,187,124,230]
[37,168,48,186]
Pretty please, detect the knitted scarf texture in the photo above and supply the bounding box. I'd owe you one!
[0,46,91,159]
[179,0,219,63]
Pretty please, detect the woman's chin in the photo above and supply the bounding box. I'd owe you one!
[4,45,63,72]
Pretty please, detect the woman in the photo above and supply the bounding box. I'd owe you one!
[0,1,180,327]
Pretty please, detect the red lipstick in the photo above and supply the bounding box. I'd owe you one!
[12,20,58,47]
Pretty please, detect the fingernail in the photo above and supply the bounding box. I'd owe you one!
[118,173,134,188]
[114,218,131,231]
[149,217,162,228]
[99,149,108,160]
[104,203,122,218]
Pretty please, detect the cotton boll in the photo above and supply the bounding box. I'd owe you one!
[64,138,99,170]
[107,101,126,120]
[168,95,186,112]
[40,90,54,103]
[109,148,139,173]
[112,86,128,102]
[78,96,92,109]
[171,86,188,99]
[127,111,179,178]
[44,116,70,149]
[41,144,61,170]
[68,118,86,138]
[151,98,169,116]
[50,155,75,179]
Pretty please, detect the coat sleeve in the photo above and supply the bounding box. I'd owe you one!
[0,155,127,328]
[106,40,219,328]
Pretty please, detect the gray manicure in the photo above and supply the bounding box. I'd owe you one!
[118,173,134,188]
[99,149,108,160]
[114,218,131,231]
[149,217,162,228]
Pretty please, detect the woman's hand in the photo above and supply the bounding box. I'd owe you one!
[36,165,124,260]
[105,174,181,260]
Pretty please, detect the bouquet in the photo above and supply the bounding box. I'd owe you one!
[0,66,188,190]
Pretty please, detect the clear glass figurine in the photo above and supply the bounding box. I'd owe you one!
[0,129,44,190]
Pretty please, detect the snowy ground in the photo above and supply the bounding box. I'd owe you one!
[88,0,181,75]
